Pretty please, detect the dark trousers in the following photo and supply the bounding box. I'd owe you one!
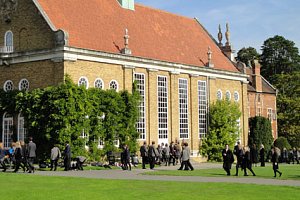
[149,156,155,169]
[1,159,7,172]
[141,156,147,169]
[50,159,58,171]
[28,157,35,172]
[64,156,71,171]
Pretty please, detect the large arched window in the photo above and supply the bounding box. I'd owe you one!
[4,31,13,52]
[2,113,13,148]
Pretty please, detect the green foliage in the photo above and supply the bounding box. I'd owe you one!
[272,72,300,147]
[1,75,140,161]
[274,136,291,151]
[236,47,259,67]
[200,100,241,161]
[260,35,300,82]
[249,116,273,153]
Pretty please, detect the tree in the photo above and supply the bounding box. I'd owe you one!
[273,72,300,147]
[249,116,273,154]
[260,35,300,83]
[200,100,241,161]
[236,47,259,67]
[274,136,291,151]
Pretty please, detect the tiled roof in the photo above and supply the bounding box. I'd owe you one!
[37,0,239,72]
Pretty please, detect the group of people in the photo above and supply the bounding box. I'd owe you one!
[280,147,300,164]
[139,140,194,171]
[222,142,283,177]
[0,137,36,173]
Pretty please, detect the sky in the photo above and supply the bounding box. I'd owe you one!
[135,0,300,54]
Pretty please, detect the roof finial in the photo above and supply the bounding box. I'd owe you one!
[121,28,132,55]
[225,22,230,46]
[218,24,223,47]
[207,46,214,68]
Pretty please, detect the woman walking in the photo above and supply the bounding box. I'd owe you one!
[259,144,265,167]
[271,146,282,177]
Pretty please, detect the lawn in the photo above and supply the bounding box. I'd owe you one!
[144,164,300,180]
[0,173,299,200]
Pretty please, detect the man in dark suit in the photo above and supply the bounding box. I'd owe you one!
[64,141,71,171]
[148,141,156,170]
[27,137,36,173]
[139,141,148,169]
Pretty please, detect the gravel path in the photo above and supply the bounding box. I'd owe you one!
[30,162,300,187]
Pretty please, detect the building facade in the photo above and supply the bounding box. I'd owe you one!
[0,0,249,155]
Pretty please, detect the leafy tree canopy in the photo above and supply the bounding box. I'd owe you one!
[236,47,259,67]
[200,100,241,161]
[260,35,300,82]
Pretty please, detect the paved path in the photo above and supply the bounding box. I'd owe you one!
[31,163,300,187]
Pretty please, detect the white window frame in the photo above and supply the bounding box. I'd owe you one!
[78,76,89,89]
[257,107,262,116]
[217,89,222,100]
[18,78,29,91]
[225,90,231,101]
[234,91,239,102]
[4,31,13,47]
[134,73,146,140]
[109,80,119,91]
[157,75,168,143]
[2,113,13,149]
[198,81,207,139]
[178,78,189,139]
[267,108,272,122]
[3,80,14,91]
[94,78,104,89]
[18,113,27,142]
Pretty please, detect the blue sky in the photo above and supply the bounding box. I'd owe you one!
[135,0,300,54]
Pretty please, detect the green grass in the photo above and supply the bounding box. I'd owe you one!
[0,173,299,200]
[144,164,300,180]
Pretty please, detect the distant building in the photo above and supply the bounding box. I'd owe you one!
[236,61,278,139]
[0,0,249,154]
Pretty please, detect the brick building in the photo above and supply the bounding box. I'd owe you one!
[236,61,278,139]
[0,0,250,155]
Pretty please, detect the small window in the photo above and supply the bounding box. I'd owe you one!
[225,90,231,101]
[3,80,14,91]
[5,31,13,47]
[94,78,104,89]
[234,91,239,102]
[217,89,222,100]
[109,80,118,91]
[18,79,29,91]
[78,76,89,89]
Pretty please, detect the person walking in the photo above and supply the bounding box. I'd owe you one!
[13,141,23,173]
[64,141,71,171]
[163,143,170,166]
[250,144,258,167]
[178,142,194,171]
[123,144,131,171]
[139,141,148,169]
[50,144,61,171]
[271,146,282,177]
[27,137,36,173]
[242,146,256,176]
[148,141,157,170]
[259,144,265,167]
[222,144,234,176]
[234,142,243,175]
[0,142,7,172]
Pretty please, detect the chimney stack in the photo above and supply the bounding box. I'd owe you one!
[252,60,262,92]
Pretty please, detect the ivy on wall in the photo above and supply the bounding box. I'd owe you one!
[0,76,140,161]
